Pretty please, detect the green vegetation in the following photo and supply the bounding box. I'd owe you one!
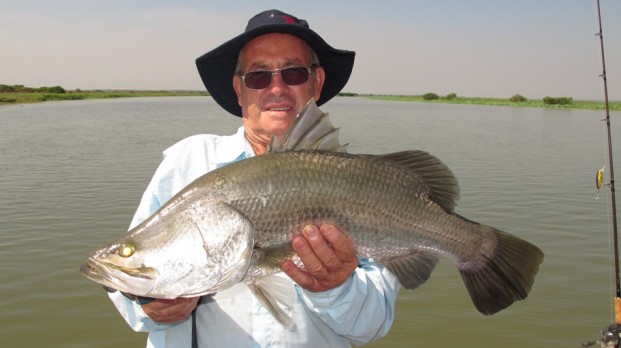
[367,93,620,111]
[0,96,17,103]
[0,84,66,93]
[422,92,439,100]
[543,96,573,105]
[0,84,207,104]
[338,92,358,97]
[3,85,619,111]
[445,93,457,100]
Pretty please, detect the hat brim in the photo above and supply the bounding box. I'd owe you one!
[196,24,355,117]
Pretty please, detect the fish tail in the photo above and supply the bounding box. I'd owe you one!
[458,228,544,315]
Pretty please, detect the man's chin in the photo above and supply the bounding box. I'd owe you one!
[265,113,296,130]
[264,109,297,119]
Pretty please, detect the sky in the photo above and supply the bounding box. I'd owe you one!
[2,0,620,101]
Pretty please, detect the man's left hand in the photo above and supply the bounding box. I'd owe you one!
[281,223,358,292]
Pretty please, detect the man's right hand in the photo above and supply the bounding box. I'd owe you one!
[141,297,200,323]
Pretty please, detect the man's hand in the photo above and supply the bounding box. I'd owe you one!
[281,223,358,292]
[141,297,200,323]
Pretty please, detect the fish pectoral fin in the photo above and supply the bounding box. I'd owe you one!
[253,243,296,270]
[247,275,297,330]
[380,251,439,290]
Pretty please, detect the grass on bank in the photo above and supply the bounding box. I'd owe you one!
[0,89,207,104]
[1,84,619,111]
[365,94,621,111]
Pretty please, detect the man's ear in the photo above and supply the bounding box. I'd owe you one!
[233,75,242,106]
[313,66,325,102]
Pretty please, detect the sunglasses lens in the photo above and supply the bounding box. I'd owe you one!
[281,67,310,85]
[243,67,311,89]
[244,71,272,89]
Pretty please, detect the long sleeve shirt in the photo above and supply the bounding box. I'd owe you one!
[108,126,401,347]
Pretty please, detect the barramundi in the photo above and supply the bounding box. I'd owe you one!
[81,99,544,327]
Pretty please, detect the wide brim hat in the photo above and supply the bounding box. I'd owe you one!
[196,9,355,117]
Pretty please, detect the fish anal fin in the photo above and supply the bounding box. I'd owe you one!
[381,251,439,290]
[374,150,460,211]
[247,275,297,330]
[458,227,544,315]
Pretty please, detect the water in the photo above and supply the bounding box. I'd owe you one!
[0,97,619,347]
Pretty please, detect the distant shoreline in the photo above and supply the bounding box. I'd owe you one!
[365,94,620,111]
[0,90,207,104]
[0,90,619,111]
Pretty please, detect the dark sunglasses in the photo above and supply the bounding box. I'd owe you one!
[239,66,316,89]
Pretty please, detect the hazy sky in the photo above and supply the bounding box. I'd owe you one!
[2,0,620,100]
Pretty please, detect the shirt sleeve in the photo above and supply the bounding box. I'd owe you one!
[297,258,401,345]
[108,290,184,333]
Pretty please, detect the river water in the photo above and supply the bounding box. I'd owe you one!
[1,96,619,347]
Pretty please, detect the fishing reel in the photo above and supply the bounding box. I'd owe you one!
[583,324,621,348]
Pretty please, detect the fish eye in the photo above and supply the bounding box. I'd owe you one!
[118,242,136,258]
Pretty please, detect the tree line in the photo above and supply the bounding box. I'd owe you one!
[0,84,66,93]
[422,92,574,105]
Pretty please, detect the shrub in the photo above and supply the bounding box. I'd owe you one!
[445,93,457,100]
[510,94,527,102]
[422,92,439,100]
[543,96,573,105]
[0,84,66,93]
[40,86,66,93]
[0,84,17,92]
[0,84,29,92]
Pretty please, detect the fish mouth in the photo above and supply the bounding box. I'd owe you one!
[80,257,156,291]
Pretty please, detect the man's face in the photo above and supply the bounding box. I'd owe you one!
[233,33,325,144]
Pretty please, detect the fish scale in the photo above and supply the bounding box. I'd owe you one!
[215,151,480,261]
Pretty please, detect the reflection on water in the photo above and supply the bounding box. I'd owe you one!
[0,97,619,347]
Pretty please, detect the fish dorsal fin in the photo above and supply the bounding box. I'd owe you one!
[375,150,460,211]
[269,98,348,153]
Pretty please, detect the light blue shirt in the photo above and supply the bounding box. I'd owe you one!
[108,126,400,347]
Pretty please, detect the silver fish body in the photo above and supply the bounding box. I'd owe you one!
[81,99,543,324]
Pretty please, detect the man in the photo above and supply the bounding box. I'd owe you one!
[109,9,400,347]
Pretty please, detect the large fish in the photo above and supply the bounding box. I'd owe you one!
[81,99,544,327]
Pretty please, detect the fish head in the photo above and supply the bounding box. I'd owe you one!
[81,200,255,299]
[80,237,158,296]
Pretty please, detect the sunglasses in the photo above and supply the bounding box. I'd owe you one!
[239,66,316,89]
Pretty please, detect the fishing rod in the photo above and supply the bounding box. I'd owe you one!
[584,1,621,347]
[594,0,620,312]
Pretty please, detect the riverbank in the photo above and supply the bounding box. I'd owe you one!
[367,94,621,111]
[1,90,619,111]
[0,90,207,104]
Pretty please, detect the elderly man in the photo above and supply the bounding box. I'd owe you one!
[109,9,400,347]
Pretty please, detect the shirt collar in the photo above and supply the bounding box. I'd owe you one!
[216,126,256,169]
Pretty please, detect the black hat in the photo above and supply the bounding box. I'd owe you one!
[195,9,355,117]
